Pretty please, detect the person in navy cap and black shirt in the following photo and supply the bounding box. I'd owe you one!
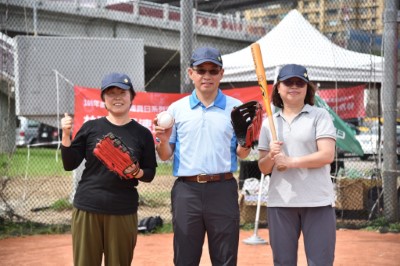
[60,72,157,266]
[258,64,336,265]
[154,47,251,265]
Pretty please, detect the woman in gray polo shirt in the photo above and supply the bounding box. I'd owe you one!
[258,64,336,266]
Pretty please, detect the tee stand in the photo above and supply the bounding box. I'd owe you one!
[243,173,268,245]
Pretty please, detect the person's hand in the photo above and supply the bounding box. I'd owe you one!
[153,116,172,144]
[269,140,283,159]
[273,153,299,169]
[61,113,73,137]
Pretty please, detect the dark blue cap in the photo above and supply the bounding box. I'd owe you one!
[101,72,133,91]
[190,47,223,67]
[278,64,309,82]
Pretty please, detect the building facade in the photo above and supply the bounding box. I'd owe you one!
[243,0,385,48]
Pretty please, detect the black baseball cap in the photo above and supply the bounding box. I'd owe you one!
[277,64,309,82]
[190,47,223,67]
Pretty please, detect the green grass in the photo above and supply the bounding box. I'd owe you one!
[156,161,173,175]
[155,162,240,176]
[0,148,235,178]
[143,223,173,235]
[1,148,174,178]
[0,147,69,178]
[0,218,170,239]
[2,148,398,238]
[1,218,399,240]
[0,218,71,240]
[140,191,171,207]
[50,198,73,211]
[363,216,400,233]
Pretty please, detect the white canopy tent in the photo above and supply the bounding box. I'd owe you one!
[221,10,383,84]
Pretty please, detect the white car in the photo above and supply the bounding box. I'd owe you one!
[15,116,40,146]
[355,125,400,160]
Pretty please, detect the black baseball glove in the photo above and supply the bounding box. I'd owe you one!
[231,101,263,149]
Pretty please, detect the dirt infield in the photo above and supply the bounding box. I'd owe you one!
[0,229,399,266]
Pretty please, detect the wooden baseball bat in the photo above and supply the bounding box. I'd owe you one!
[250,43,287,171]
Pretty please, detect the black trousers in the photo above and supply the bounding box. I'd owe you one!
[171,178,240,266]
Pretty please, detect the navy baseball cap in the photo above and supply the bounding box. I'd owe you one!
[101,72,133,91]
[278,64,309,82]
[190,47,223,67]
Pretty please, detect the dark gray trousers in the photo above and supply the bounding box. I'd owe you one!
[172,178,240,266]
[267,206,336,266]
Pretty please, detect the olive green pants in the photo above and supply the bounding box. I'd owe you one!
[71,208,138,266]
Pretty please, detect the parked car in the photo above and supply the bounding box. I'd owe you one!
[397,130,400,159]
[37,123,60,144]
[355,125,400,160]
[16,117,61,147]
[15,116,40,146]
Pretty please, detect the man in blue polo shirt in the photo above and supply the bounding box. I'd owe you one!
[155,47,251,266]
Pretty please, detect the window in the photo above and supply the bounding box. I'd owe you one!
[327,9,337,16]
[328,20,338,26]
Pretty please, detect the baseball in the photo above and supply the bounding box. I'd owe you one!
[157,111,174,129]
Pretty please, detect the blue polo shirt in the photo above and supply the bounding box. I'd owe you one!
[167,89,242,176]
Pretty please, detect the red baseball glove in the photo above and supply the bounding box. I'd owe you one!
[231,101,263,149]
[93,133,140,179]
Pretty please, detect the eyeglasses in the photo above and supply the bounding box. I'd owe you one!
[192,68,221,76]
[281,79,307,87]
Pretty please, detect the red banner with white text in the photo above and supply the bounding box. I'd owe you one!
[317,85,365,119]
[72,85,272,139]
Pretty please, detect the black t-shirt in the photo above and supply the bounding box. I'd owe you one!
[61,117,157,215]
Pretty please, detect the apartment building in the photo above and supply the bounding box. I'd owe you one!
[243,0,384,47]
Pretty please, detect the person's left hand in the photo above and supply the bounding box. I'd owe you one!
[273,153,298,169]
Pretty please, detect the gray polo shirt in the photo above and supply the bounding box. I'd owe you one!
[258,104,336,207]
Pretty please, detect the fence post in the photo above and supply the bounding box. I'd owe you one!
[180,0,193,93]
[163,4,169,23]
[217,13,223,31]
[133,0,140,19]
[382,0,399,222]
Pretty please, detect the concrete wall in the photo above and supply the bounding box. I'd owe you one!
[0,80,16,154]
[14,36,144,127]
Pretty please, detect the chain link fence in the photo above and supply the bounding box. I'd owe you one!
[0,0,399,229]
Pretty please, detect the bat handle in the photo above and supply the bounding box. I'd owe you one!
[272,138,286,172]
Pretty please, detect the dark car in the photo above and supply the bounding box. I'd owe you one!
[397,126,400,160]
[36,123,61,147]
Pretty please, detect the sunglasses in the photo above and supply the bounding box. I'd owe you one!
[281,79,307,87]
[192,68,221,76]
